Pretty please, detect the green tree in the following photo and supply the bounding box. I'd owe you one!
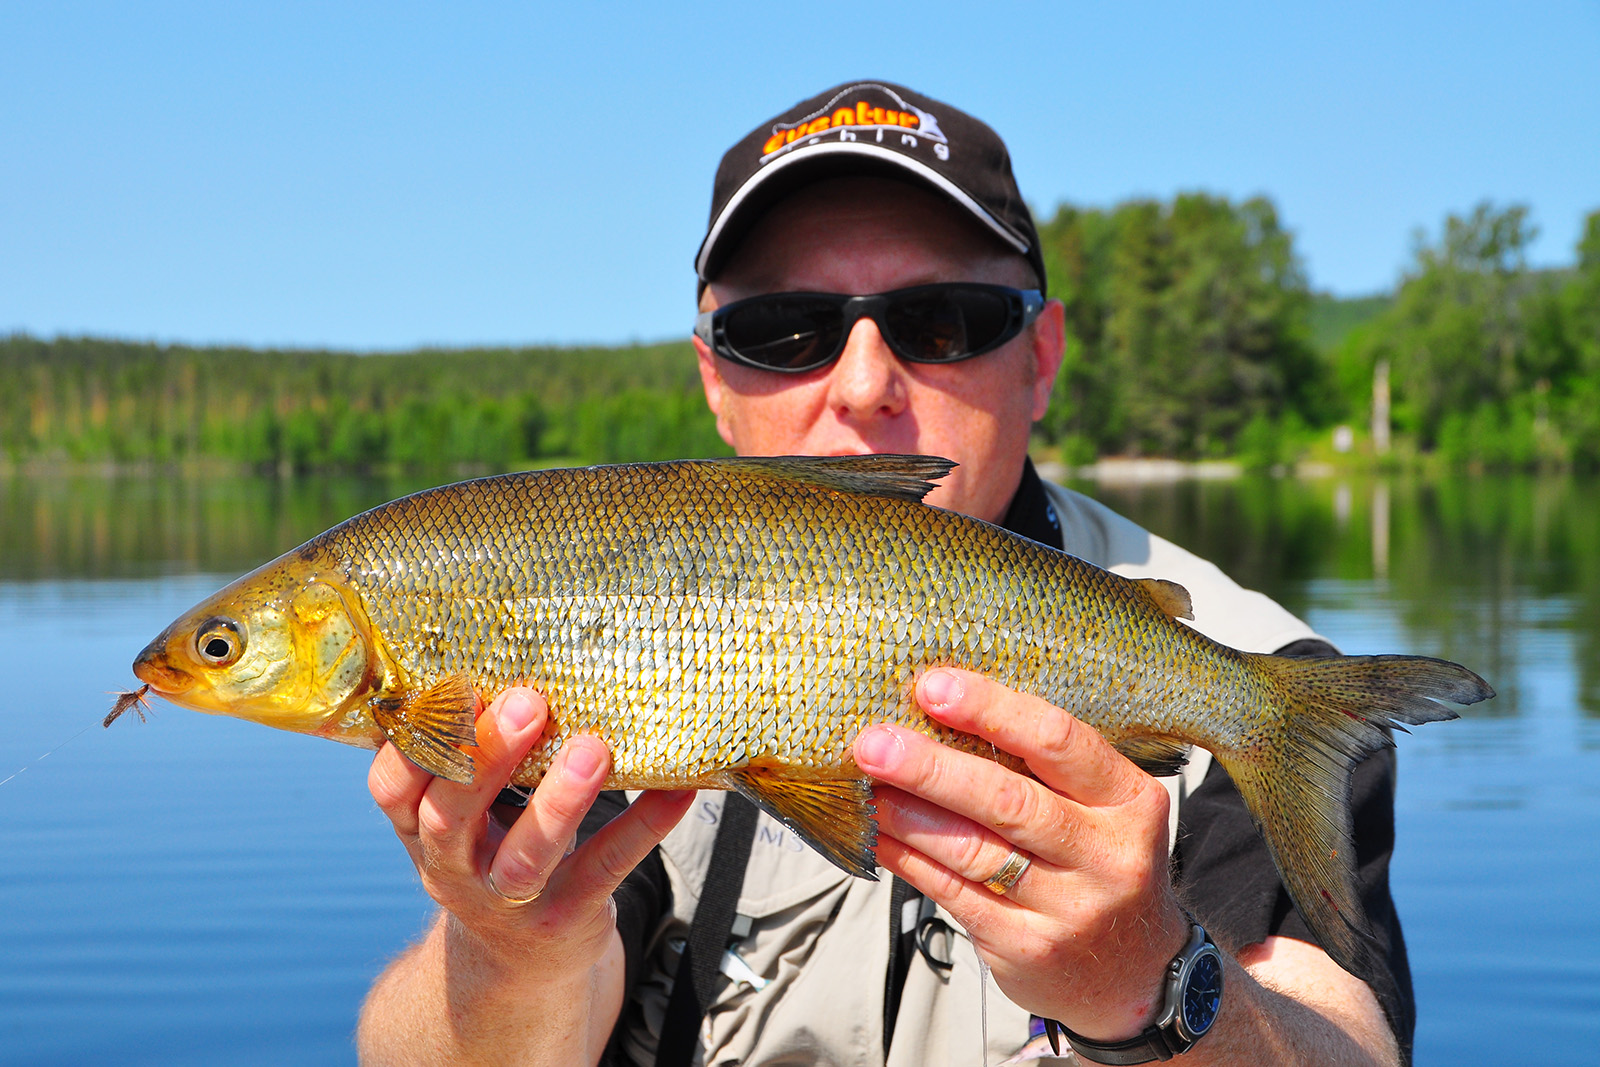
[0,338,707,471]
[1035,193,1325,458]
[1343,203,1600,469]
[1352,203,1538,448]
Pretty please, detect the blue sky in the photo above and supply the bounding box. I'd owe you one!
[4,1,1596,350]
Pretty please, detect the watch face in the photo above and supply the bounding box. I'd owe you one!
[1181,950,1224,1036]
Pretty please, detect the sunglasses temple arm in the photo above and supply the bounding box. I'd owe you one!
[1022,290,1045,325]
[693,311,715,345]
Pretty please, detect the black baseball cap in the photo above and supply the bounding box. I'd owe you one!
[696,80,1047,294]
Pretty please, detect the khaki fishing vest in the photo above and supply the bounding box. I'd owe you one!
[617,481,1319,1067]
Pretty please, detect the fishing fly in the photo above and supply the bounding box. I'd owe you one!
[104,684,152,727]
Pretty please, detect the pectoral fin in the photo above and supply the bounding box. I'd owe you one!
[370,672,480,783]
[726,758,879,880]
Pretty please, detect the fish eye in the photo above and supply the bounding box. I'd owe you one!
[195,617,245,667]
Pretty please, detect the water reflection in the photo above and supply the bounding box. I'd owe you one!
[1371,479,1389,578]
[1081,473,1600,720]
[0,471,443,580]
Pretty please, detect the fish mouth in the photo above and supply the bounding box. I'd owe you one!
[132,636,195,696]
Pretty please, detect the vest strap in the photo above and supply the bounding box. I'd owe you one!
[883,876,917,1054]
[657,793,758,1066]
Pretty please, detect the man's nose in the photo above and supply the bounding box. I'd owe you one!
[825,316,907,421]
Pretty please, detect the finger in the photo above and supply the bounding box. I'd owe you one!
[854,722,1068,857]
[369,740,433,841]
[916,668,1143,807]
[415,686,547,874]
[486,734,611,903]
[554,788,697,909]
[872,829,1024,939]
[873,783,1044,900]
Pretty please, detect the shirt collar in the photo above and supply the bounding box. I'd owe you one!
[998,457,1063,551]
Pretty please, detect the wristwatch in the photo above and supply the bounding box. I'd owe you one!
[1049,922,1224,1064]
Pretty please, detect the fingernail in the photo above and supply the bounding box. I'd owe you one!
[855,726,902,772]
[561,739,604,782]
[497,690,538,733]
[919,670,963,710]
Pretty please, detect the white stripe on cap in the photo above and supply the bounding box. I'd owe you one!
[695,141,1030,280]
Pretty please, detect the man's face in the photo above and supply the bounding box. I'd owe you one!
[694,177,1065,524]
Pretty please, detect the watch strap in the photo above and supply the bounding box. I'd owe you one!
[1056,1021,1179,1064]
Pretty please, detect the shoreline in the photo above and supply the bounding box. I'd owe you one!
[0,454,1564,484]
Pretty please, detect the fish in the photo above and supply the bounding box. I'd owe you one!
[123,454,1491,982]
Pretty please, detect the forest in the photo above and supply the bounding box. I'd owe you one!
[0,340,723,472]
[4,198,1597,474]
[1035,197,1600,469]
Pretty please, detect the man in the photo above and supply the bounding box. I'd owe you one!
[358,82,1411,1066]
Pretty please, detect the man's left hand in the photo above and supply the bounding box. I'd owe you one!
[851,666,1191,1042]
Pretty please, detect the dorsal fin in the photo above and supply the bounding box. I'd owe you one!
[1133,577,1195,621]
[710,454,956,503]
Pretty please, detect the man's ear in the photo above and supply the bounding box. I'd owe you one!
[693,335,738,448]
[1028,299,1067,422]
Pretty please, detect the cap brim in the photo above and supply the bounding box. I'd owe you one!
[695,142,1031,283]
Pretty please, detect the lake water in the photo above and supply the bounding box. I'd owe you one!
[1,471,1596,1064]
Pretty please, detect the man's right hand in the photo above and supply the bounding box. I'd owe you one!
[360,686,694,1065]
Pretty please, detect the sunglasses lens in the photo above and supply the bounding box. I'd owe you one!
[884,287,1015,362]
[713,286,1027,370]
[720,296,845,370]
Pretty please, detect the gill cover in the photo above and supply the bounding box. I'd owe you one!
[286,579,374,729]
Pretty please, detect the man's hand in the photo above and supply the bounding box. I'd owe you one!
[852,668,1400,1065]
[360,686,694,1065]
[853,667,1187,1040]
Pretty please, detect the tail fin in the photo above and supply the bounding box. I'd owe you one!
[1216,653,1492,979]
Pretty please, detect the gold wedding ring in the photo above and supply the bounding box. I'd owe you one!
[487,869,543,907]
[980,849,1033,896]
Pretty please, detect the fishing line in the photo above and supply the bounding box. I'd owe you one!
[0,688,153,789]
[0,718,109,788]
[978,956,992,1067]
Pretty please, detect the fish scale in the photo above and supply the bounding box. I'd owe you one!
[128,453,1492,985]
[331,462,1031,785]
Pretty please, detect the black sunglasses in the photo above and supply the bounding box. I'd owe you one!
[695,283,1045,373]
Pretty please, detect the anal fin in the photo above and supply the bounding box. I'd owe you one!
[1113,737,1191,778]
[370,672,480,783]
[726,758,879,880]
